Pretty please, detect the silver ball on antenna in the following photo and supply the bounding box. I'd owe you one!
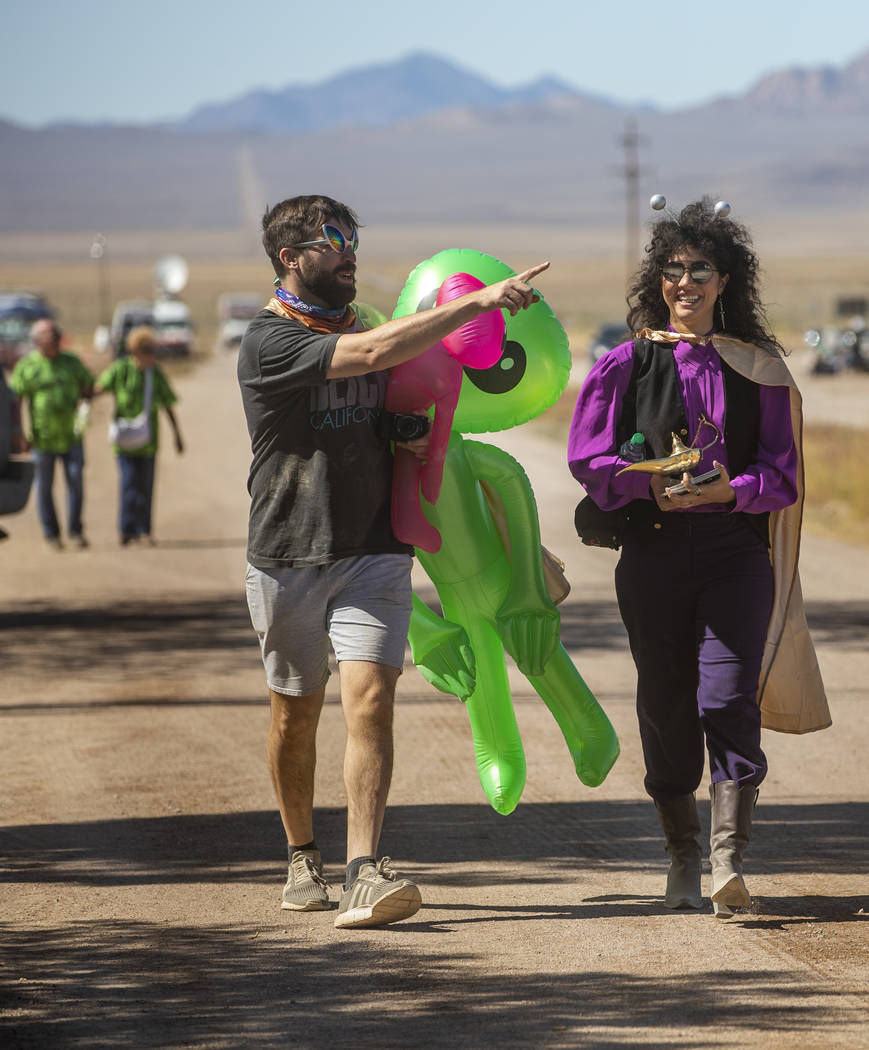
[650,194,667,211]
[714,200,731,218]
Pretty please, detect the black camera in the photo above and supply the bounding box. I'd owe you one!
[378,411,431,443]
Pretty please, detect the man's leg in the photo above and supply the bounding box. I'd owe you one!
[338,660,400,863]
[268,686,331,911]
[245,562,333,910]
[140,455,156,538]
[333,658,421,929]
[327,555,420,928]
[129,456,148,537]
[267,686,325,847]
[33,450,60,540]
[117,455,136,541]
[62,443,86,541]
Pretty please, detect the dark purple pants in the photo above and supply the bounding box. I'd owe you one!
[615,511,772,804]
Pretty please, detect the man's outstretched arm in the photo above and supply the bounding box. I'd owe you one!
[326,262,549,379]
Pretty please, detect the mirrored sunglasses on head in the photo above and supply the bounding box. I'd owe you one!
[662,261,718,284]
[291,223,359,254]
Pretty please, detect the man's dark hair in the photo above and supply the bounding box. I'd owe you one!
[626,197,783,352]
[262,195,360,277]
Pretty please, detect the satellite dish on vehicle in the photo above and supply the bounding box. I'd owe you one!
[153,254,189,296]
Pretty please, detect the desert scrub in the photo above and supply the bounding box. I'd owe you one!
[802,423,869,547]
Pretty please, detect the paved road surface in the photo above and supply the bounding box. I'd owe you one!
[1,348,867,1049]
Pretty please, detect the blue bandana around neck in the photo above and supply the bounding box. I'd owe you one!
[274,287,348,320]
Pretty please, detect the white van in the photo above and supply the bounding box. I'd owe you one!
[152,298,193,357]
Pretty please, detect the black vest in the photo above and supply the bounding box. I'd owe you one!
[620,338,769,545]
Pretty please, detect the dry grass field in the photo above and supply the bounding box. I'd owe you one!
[2,225,868,546]
[803,424,869,547]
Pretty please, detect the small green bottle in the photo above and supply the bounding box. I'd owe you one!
[619,432,646,462]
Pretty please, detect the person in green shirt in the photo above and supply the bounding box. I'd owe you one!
[10,319,93,548]
[95,325,184,545]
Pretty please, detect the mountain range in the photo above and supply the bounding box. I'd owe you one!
[1,48,867,241]
[179,49,869,131]
[181,53,588,134]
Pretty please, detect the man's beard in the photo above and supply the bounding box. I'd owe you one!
[297,258,356,310]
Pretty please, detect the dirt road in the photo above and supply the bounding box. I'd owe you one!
[1,348,867,1049]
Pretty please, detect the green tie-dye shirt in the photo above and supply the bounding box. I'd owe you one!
[96,357,177,457]
[10,350,94,453]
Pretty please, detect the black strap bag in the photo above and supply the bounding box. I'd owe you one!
[573,495,627,550]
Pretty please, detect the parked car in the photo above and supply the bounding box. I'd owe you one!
[109,299,155,358]
[588,322,631,365]
[804,297,869,374]
[804,324,869,374]
[152,297,194,357]
[217,293,261,349]
[0,291,55,369]
[0,367,33,532]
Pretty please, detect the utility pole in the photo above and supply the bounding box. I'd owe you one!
[617,117,646,289]
[89,233,110,327]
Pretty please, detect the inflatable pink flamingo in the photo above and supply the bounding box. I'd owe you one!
[385,272,505,552]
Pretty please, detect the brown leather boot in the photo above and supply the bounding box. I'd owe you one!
[655,794,702,910]
[709,780,758,918]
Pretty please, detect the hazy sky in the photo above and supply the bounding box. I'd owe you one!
[4,0,868,126]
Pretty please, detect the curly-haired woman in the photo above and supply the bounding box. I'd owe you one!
[568,198,829,917]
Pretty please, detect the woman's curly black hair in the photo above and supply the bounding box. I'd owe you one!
[626,197,783,352]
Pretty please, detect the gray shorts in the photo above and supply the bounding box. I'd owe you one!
[245,554,413,696]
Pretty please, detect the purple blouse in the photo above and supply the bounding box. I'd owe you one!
[567,337,798,515]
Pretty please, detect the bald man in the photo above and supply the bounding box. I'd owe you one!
[10,319,93,548]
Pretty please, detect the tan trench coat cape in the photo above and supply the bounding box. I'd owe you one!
[712,335,830,733]
[638,330,830,733]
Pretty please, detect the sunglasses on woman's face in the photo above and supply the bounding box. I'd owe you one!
[662,261,719,284]
[291,223,359,254]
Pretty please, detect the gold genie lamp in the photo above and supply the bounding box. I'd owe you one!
[616,416,721,478]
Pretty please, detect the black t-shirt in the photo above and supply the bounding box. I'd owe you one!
[237,309,412,567]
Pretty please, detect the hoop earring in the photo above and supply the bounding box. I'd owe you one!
[273,275,281,287]
[718,295,726,331]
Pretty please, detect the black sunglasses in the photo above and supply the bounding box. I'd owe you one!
[662,261,719,284]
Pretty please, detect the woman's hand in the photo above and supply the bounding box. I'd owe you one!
[650,474,676,512]
[651,460,735,511]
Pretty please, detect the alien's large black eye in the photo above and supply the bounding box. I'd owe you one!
[463,340,526,394]
[416,290,438,312]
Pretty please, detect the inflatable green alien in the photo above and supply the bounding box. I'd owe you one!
[388,249,620,815]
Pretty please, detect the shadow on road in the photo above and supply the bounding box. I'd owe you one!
[3,800,867,888]
[557,597,869,652]
[805,599,869,646]
[3,594,868,684]
[0,923,860,1050]
[0,596,258,683]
